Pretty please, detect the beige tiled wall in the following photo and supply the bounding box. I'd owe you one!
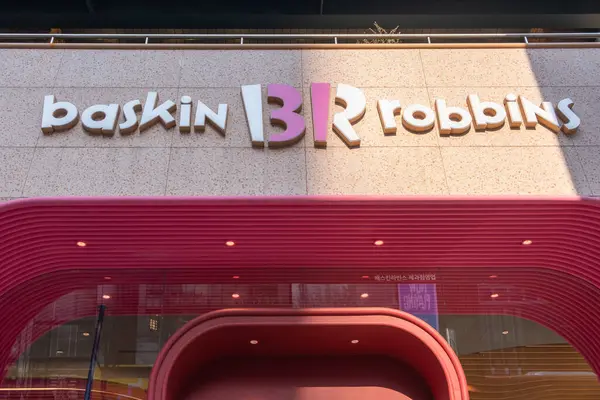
[1,47,599,199]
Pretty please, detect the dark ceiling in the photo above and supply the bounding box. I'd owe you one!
[3,0,600,29]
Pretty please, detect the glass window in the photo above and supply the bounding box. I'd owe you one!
[1,274,599,399]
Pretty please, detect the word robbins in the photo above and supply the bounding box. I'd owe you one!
[40,83,581,148]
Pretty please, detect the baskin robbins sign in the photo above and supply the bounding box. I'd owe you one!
[40,83,581,148]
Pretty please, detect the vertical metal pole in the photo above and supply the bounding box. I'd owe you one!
[84,304,106,400]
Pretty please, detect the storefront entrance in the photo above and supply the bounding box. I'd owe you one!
[184,356,431,400]
[147,309,468,400]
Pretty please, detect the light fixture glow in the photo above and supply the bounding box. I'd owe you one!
[351,339,359,344]
[232,293,240,299]
[56,350,64,355]
[103,276,112,280]
[522,240,533,245]
[490,293,499,298]
[149,318,159,332]
[489,275,498,279]
[102,294,111,300]
[82,332,90,337]
[250,340,258,345]
[226,241,236,247]
[374,240,384,246]
[361,275,369,279]
[76,241,87,247]
[232,275,240,279]
[360,293,369,299]
[502,330,509,335]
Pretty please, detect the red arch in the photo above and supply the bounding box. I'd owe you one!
[147,308,470,400]
[2,197,600,380]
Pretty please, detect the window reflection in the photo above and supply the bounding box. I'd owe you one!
[1,282,598,400]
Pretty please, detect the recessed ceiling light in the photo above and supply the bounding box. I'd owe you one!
[489,275,498,279]
[232,293,240,299]
[226,241,236,247]
[102,294,111,300]
[232,275,240,279]
[374,240,384,246]
[522,240,533,245]
[490,293,499,298]
[502,330,509,335]
[360,293,369,299]
[82,332,90,337]
[361,275,369,279]
[76,241,87,247]
[351,339,359,344]
[250,340,258,345]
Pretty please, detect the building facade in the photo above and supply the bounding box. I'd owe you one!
[1,44,600,399]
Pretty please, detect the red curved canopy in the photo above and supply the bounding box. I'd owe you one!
[1,196,600,379]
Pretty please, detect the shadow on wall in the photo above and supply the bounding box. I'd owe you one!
[524,48,600,197]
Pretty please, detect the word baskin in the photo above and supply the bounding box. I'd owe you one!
[40,83,581,148]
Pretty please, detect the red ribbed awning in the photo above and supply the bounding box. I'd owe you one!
[1,196,600,378]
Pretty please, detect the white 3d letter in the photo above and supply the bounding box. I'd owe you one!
[504,94,523,128]
[377,100,402,135]
[139,92,177,132]
[435,99,472,135]
[41,95,79,134]
[81,104,120,136]
[179,96,193,133]
[402,104,436,133]
[518,96,560,133]
[467,94,506,130]
[556,98,580,135]
[241,84,264,148]
[333,83,366,147]
[119,100,142,134]
[194,101,228,135]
